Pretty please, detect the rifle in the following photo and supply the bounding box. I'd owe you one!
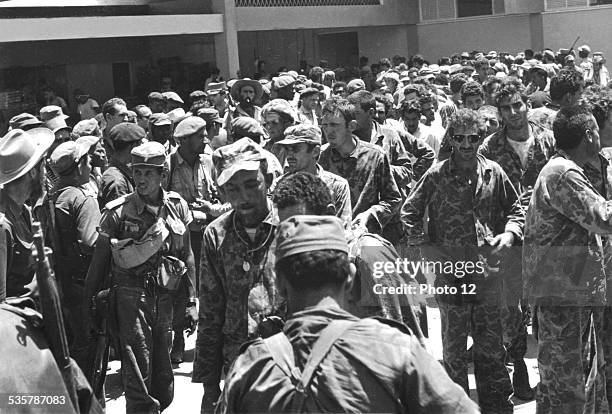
[32,222,79,413]
[89,289,110,399]
[568,36,580,55]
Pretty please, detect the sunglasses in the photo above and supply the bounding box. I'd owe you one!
[452,134,480,144]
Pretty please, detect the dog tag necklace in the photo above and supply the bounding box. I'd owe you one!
[233,214,274,272]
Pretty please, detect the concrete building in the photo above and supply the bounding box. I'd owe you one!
[0,0,610,132]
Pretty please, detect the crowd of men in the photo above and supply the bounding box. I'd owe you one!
[1,42,612,414]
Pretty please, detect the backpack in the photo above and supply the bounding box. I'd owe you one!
[262,318,406,413]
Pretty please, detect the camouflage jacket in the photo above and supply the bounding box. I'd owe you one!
[395,128,436,182]
[319,137,402,233]
[528,105,559,131]
[477,122,556,195]
[402,155,524,303]
[368,121,413,197]
[193,204,285,386]
[523,151,612,306]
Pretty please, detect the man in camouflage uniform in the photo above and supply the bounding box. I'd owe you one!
[271,124,352,228]
[261,99,296,165]
[193,138,286,414]
[99,123,145,206]
[529,68,584,130]
[318,97,402,237]
[0,128,54,300]
[84,141,197,413]
[477,77,556,399]
[523,105,612,414]
[42,140,101,373]
[402,109,524,413]
[216,215,478,414]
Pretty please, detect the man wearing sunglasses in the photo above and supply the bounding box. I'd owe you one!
[478,77,556,400]
[402,108,523,414]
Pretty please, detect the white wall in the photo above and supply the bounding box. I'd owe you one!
[357,25,418,63]
[416,13,532,60]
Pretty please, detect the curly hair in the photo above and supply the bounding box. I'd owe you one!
[399,100,421,118]
[446,108,487,138]
[347,90,376,112]
[494,77,528,108]
[553,104,597,150]
[460,81,485,102]
[550,68,584,102]
[272,171,332,215]
[276,250,350,290]
[449,73,469,94]
[579,85,612,130]
[374,93,393,116]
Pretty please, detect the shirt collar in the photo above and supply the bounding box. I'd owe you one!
[446,153,491,175]
[556,149,586,170]
[330,135,360,160]
[134,189,171,215]
[371,121,384,144]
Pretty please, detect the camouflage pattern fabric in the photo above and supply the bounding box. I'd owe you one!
[528,106,559,131]
[438,300,513,413]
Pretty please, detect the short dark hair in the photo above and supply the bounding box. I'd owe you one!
[449,73,469,94]
[418,93,434,107]
[332,81,347,92]
[553,105,596,150]
[276,250,350,290]
[579,86,612,129]
[374,93,393,115]
[347,90,376,112]
[483,76,502,94]
[399,100,421,118]
[102,97,127,117]
[494,77,528,108]
[273,172,332,215]
[550,68,584,102]
[321,97,356,125]
[461,81,484,102]
[379,58,391,68]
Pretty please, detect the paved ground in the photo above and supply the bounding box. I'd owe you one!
[105,304,539,413]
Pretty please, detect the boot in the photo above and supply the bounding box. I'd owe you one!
[512,359,535,400]
[170,331,185,364]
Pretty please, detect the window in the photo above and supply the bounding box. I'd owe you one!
[547,0,612,9]
[420,0,503,20]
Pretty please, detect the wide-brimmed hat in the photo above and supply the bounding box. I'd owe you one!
[8,113,43,131]
[205,82,227,96]
[40,105,70,133]
[230,78,263,102]
[0,128,55,186]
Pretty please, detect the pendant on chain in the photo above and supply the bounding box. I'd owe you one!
[243,260,251,272]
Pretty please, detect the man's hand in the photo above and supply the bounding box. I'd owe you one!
[489,231,515,255]
[352,211,372,231]
[185,301,198,336]
[201,384,222,414]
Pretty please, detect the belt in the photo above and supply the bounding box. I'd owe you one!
[113,269,171,295]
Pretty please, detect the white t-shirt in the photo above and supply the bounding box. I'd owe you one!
[506,135,534,168]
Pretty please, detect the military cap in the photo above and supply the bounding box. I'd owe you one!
[300,88,320,99]
[197,107,223,124]
[148,91,164,101]
[8,113,42,131]
[287,70,299,79]
[383,71,400,83]
[72,118,100,137]
[474,52,484,60]
[40,105,70,133]
[449,64,463,74]
[594,55,606,65]
[487,50,498,59]
[0,128,54,186]
[277,124,322,146]
[206,81,227,96]
[347,79,366,94]
[460,52,470,59]
[543,50,556,61]
[231,117,264,141]
[174,116,207,139]
[578,45,591,54]
[130,141,166,168]
[212,137,266,186]
[276,215,348,261]
[75,135,101,149]
[109,122,146,143]
[529,91,552,109]
[162,91,184,104]
[273,75,296,90]
[558,48,571,55]
[261,99,296,122]
[167,107,186,124]
[49,140,95,176]
[189,90,207,101]
[149,113,172,127]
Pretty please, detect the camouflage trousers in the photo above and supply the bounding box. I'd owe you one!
[438,299,513,413]
[536,305,609,414]
[502,303,529,361]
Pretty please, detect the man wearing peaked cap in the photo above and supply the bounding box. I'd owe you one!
[297,88,320,126]
[261,99,296,165]
[272,75,296,102]
[163,91,184,110]
[205,82,230,119]
[148,112,174,153]
[193,137,286,412]
[272,124,352,229]
[40,105,72,151]
[197,107,224,142]
[347,78,365,95]
[148,91,166,114]
[84,138,196,414]
[72,118,102,139]
[40,139,101,373]
[216,213,477,414]
[99,123,146,206]
[0,127,54,300]
[8,113,43,131]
